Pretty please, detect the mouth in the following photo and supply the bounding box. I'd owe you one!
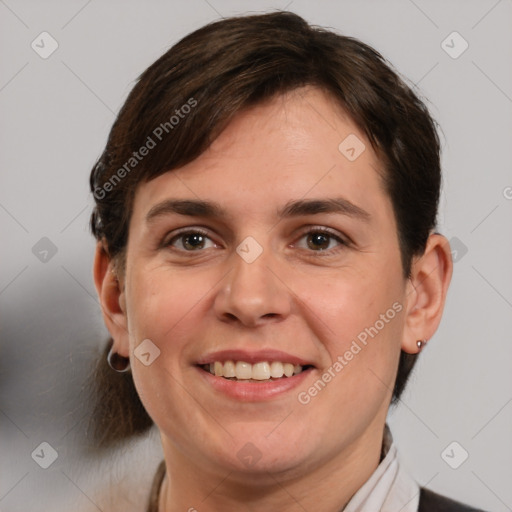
[194,349,316,400]
[199,360,315,382]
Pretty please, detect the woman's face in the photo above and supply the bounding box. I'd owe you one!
[119,87,412,478]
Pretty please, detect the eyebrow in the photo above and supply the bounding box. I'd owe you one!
[145,197,371,224]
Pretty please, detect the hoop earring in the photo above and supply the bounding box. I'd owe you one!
[416,339,427,352]
[107,346,131,373]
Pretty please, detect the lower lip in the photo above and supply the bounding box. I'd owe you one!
[196,366,314,401]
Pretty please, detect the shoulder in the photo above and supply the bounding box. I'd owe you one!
[418,487,488,512]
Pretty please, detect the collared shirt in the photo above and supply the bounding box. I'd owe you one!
[342,423,420,511]
[146,423,420,512]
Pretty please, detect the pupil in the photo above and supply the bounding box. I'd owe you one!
[308,233,329,250]
[185,234,204,249]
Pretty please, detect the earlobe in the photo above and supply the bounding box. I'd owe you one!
[401,234,453,354]
[93,240,130,357]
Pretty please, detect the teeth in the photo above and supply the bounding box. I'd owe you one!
[235,361,252,379]
[214,361,223,377]
[223,360,236,378]
[252,362,270,380]
[205,360,305,381]
[270,361,284,378]
[283,363,294,377]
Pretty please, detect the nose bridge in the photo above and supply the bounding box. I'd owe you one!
[214,236,291,326]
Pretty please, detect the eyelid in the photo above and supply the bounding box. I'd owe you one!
[293,225,350,245]
[162,226,219,250]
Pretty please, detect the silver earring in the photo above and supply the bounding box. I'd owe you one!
[107,346,131,372]
[416,339,427,351]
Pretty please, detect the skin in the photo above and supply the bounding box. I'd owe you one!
[94,87,452,511]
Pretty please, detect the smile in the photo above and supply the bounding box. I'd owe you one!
[201,360,312,381]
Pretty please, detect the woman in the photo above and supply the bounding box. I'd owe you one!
[90,11,485,511]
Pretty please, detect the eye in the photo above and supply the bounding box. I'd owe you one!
[165,229,217,251]
[293,228,347,252]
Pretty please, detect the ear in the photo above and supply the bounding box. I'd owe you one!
[93,240,130,358]
[401,233,453,354]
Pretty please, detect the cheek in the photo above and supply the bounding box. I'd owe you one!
[297,265,403,347]
[125,267,215,433]
[295,265,405,402]
[126,265,211,344]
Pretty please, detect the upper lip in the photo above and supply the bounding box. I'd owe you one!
[196,349,315,367]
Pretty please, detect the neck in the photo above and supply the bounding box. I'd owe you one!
[157,420,385,512]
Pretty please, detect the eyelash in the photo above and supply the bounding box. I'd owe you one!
[163,226,349,255]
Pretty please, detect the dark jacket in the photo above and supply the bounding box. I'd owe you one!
[419,487,487,511]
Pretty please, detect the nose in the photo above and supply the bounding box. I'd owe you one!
[213,243,292,327]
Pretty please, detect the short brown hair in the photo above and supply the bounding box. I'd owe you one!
[89,11,441,447]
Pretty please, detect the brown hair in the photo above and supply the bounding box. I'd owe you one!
[88,11,441,447]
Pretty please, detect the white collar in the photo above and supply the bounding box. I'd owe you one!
[342,424,420,512]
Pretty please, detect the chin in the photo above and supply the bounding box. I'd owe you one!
[213,426,315,478]
[223,451,311,483]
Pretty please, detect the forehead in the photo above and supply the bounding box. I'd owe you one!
[131,87,390,225]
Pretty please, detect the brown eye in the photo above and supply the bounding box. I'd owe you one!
[182,233,206,250]
[294,229,347,253]
[306,232,332,251]
[166,230,216,251]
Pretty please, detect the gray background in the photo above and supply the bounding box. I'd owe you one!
[1,0,511,510]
